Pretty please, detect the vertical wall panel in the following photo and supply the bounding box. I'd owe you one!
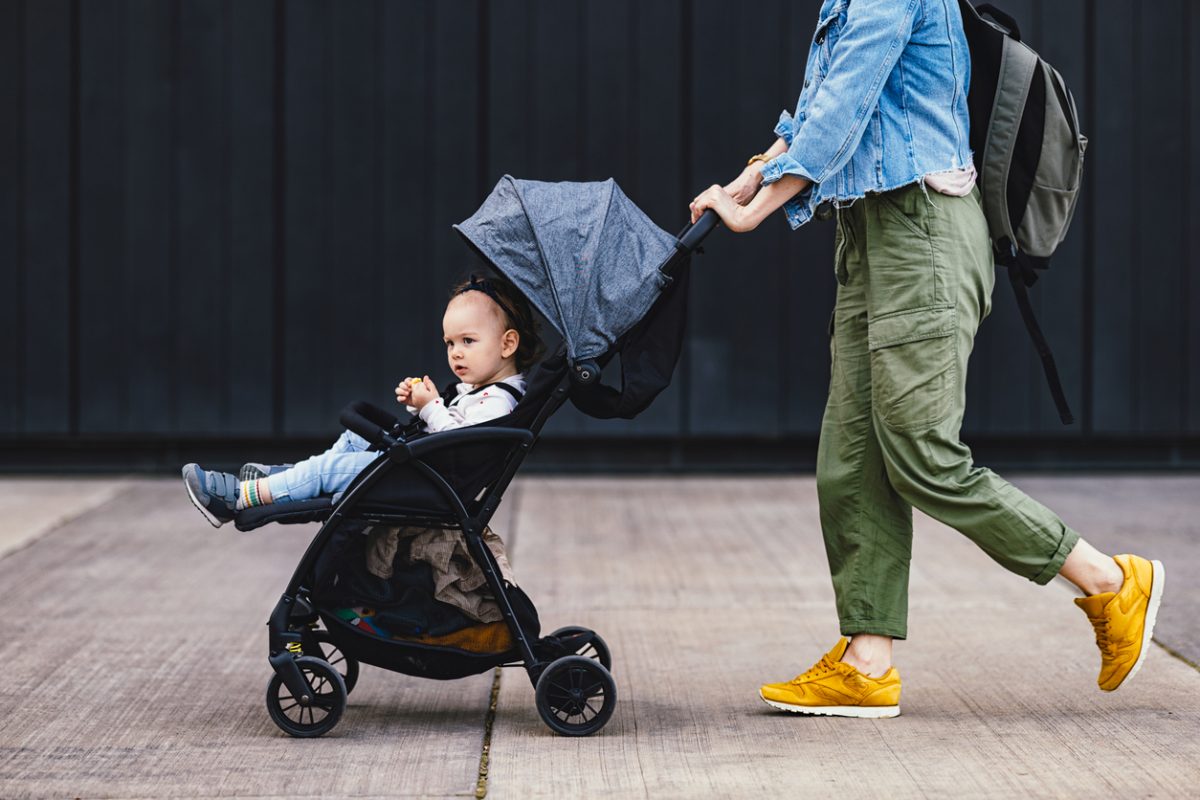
[226,0,275,433]
[77,0,128,432]
[1134,0,1186,432]
[1090,1,1137,433]
[175,0,227,434]
[281,0,331,434]
[486,0,533,181]
[1189,2,1200,434]
[0,0,20,433]
[325,1,384,420]
[125,0,174,434]
[21,0,72,433]
[76,0,172,434]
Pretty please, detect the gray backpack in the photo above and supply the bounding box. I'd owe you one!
[959,1,1089,424]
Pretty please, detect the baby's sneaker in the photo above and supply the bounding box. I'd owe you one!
[1074,554,1164,691]
[182,463,239,528]
[759,637,901,718]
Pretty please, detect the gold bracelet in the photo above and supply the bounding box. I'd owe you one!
[746,153,770,166]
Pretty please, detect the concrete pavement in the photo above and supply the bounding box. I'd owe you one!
[1,474,1197,798]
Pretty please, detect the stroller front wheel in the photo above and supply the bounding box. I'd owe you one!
[535,655,616,736]
[266,656,347,738]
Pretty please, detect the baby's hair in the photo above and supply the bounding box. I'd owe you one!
[450,274,544,372]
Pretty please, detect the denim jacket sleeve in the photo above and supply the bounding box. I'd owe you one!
[761,0,921,188]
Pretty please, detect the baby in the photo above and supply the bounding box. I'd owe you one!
[183,274,542,527]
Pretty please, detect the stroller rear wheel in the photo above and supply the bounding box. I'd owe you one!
[548,626,612,671]
[303,629,360,693]
[266,656,347,738]
[535,655,616,736]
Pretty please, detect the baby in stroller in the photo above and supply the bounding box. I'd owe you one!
[189,176,711,738]
[182,274,542,528]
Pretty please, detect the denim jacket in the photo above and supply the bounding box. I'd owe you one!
[759,0,973,229]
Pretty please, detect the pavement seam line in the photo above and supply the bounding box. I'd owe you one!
[475,481,523,799]
[0,479,137,562]
[476,666,503,799]
[1152,638,1200,674]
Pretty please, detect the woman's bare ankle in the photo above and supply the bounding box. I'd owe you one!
[843,634,894,678]
[1060,539,1124,596]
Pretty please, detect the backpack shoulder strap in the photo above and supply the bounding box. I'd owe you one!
[1005,252,1074,425]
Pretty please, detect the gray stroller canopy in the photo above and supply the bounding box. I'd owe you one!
[453,176,677,362]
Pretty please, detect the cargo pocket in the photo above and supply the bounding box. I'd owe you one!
[868,305,957,432]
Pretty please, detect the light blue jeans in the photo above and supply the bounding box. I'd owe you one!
[265,430,379,503]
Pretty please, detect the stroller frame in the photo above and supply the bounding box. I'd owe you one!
[255,209,718,737]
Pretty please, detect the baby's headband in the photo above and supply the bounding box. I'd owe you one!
[459,274,520,326]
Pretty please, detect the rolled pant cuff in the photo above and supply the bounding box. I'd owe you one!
[1029,526,1081,585]
[839,617,908,641]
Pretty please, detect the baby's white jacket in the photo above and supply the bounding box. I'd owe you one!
[408,374,527,433]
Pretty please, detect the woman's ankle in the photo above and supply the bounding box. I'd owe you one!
[843,634,894,677]
[1060,539,1123,596]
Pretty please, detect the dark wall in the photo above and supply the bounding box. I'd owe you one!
[2,0,1198,468]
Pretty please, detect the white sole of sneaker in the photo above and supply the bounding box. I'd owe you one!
[759,692,900,718]
[1114,558,1165,690]
[184,476,227,529]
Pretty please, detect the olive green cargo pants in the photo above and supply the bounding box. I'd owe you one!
[817,183,1079,640]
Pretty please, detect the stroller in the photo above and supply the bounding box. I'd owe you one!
[243,176,719,737]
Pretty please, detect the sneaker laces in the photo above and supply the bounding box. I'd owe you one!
[1086,615,1116,658]
[793,654,843,684]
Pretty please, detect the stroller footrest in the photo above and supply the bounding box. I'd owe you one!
[235,498,334,531]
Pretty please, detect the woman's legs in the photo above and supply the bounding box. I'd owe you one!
[767,184,1161,711]
[819,185,1127,672]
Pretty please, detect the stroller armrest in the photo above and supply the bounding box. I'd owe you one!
[390,426,534,463]
[340,400,402,448]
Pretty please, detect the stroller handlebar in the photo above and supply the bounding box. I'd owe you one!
[340,400,400,448]
[676,209,720,252]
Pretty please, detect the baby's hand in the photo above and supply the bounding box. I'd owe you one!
[395,377,418,405]
[408,376,440,411]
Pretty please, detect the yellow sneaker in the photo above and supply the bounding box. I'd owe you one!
[1074,554,1164,691]
[759,638,901,718]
